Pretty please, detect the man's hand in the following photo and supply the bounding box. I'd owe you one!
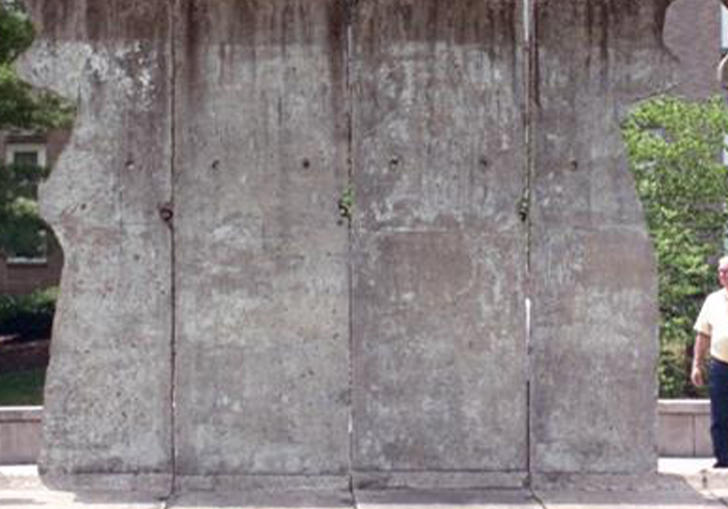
[692,365,705,387]
[692,332,710,387]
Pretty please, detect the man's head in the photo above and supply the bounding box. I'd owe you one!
[719,255,728,289]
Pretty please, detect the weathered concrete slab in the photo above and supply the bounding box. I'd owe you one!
[355,489,539,509]
[17,0,174,494]
[529,0,668,474]
[172,0,350,485]
[13,0,673,493]
[170,490,352,509]
[350,0,528,479]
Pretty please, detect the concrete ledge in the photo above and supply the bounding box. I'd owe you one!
[658,399,711,457]
[0,406,41,465]
[659,399,710,415]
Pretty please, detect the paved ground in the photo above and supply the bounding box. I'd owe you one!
[2,460,728,508]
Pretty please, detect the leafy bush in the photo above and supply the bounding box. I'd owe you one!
[622,95,728,398]
[0,286,57,341]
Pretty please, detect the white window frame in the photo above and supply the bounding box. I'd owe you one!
[5,142,47,167]
[3,142,49,264]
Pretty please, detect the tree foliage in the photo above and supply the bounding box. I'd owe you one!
[0,0,33,64]
[0,64,75,130]
[0,1,73,258]
[0,1,73,130]
[623,95,728,398]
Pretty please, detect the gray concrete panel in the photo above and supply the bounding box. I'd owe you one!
[351,0,528,475]
[530,0,665,474]
[17,0,174,493]
[172,0,350,479]
[15,0,671,491]
[171,490,353,508]
[355,489,540,509]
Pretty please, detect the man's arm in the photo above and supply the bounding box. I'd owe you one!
[692,332,711,387]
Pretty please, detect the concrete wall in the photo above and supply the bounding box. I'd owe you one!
[16,0,673,494]
[20,0,175,494]
[350,1,528,489]
[172,0,350,491]
[529,0,667,475]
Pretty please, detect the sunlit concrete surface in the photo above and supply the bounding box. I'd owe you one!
[3,460,728,508]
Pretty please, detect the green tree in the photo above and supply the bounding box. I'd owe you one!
[623,95,728,398]
[0,0,73,258]
[0,0,33,64]
[0,1,72,130]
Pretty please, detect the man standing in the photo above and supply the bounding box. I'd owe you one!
[693,255,728,468]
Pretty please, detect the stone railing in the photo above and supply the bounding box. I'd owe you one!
[658,399,711,457]
[0,407,41,465]
[0,401,715,465]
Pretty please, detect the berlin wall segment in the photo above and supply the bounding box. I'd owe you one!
[528,0,668,476]
[172,0,351,492]
[17,0,175,495]
[350,0,528,489]
[15,0,665,495]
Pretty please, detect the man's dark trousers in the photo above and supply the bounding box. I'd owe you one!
[711,358,728,466]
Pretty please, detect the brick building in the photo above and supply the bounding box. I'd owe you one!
[0,128,68,295]
[664,0,725,100]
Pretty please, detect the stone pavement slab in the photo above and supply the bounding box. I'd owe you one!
[0,466,165,509]
[0,489,166,509]
[533,489,724,509]
[660,458,728,491]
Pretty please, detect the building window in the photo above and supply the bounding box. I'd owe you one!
[5,142,46,168]
[3,141,49,264]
